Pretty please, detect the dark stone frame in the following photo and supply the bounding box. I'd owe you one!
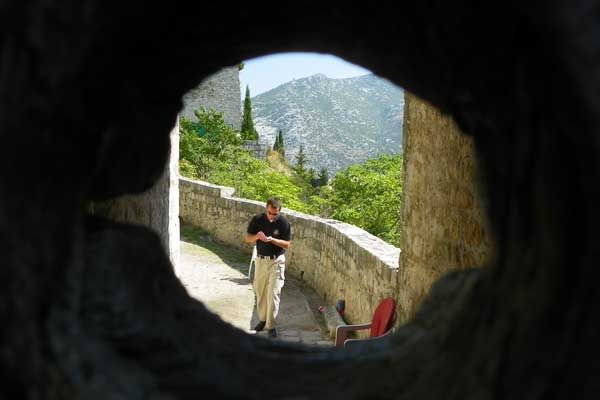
[1,2,598,398]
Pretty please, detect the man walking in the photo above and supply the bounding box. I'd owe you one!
[245,197,291,338]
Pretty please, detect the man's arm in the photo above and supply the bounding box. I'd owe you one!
[245,215,263,244]
[245,232,258,244]
[268,220,291,249]
[267,236,290,249]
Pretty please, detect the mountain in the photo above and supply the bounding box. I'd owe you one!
[252,73,404,174]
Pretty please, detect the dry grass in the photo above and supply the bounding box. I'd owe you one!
[266,150,311,188]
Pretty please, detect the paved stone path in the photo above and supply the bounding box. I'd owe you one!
[178,225,332,346]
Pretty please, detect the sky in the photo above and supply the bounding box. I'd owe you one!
[239,52,372,98]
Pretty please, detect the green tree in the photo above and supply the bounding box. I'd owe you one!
[273,131,280,152]
[307,168,318,187]
[293,145,307,176]
[179,108,243,179]
[317,167,329,186]
[327,154,402,246]
[273,130,285,156]
[240,85,258,140]
[277,130,285,156]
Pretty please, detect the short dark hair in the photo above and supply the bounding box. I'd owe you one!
[266,197,282,210]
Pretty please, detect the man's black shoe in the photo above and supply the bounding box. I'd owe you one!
[268,328,277,338]
[253,321,266,332]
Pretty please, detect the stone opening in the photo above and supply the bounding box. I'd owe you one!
[176,54,408,336]
[105,53,492,333]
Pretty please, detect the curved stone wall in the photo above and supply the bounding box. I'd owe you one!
[179,177,400,327]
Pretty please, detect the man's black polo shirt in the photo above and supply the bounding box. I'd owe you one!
[247,213,291,257]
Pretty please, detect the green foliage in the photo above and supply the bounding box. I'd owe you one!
[308,167,329,188]
[241,86,258,140]
[277,130,285,156]
[179,159,199,179]
[317,167,329,187]
[180,108,243,179]
[307,168,318,187]
[273,130,286,156]
[293,145,307,177]
[273,131,280,152]
[326,154,402,247]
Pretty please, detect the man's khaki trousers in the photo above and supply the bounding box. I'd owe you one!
[253,255,285,329]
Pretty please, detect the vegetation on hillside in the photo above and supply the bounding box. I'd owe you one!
[179,108,402,247]
[180,108,313,213]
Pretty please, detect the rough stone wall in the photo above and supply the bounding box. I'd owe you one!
[242,140,267,160]
[180,66,241,130]
[92,120,181,270]
[179,177,400,330]
[399,92,493,321]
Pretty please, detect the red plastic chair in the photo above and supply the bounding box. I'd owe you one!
[335,298,397,347]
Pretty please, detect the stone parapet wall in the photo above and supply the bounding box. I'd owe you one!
[399,92,493,322]
[179,177,401,330]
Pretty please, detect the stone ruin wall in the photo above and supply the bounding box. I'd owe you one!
[241,140,267,160]
[180,66,242,130]
[179,177,401,332]
[398,92,493,322]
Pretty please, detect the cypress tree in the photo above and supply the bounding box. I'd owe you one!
[241,85,258,140]
[277,130,285,156]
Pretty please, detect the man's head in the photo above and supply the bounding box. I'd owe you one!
[266,197,282,222]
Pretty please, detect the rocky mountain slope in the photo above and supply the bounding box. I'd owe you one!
[252,73,404,173]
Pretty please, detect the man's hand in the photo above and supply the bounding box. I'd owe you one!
[267,236,290,249]
[256,231,269,242]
